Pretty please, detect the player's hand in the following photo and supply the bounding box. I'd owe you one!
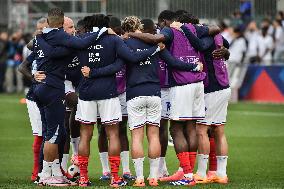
[34,29,43,37]
[158,42,166,51]
[34,71,46,82]
[212,46,228,59]
[170,21,183,31]
[122,33,129,40]
[81,66,90,78]
[108,28,117,35]
[194,62,203,72]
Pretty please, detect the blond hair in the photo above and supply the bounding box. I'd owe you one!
[122,16,143,32]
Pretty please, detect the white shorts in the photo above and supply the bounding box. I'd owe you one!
[26,99,42,136]
[127,96,161,130]
[197,88,231,126]
[170,82,205,121]
[161,88,170,119]
[64,80,75,95]
[75,97,122,125]
[119,92,128,117]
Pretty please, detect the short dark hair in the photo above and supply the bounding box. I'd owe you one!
[158,10,176,22]
[47,8,64,26]
[84,14,110,32]
[141,18,155,31]
[109,16,121,29]
[77,19,85,28]
[176,13,199,24]
[175,10,188,18]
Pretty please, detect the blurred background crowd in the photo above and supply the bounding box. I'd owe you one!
[0,0,283,102]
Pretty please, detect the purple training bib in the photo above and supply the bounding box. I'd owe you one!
[170,23,206,85]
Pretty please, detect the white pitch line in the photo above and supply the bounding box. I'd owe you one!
[229,110,284,117]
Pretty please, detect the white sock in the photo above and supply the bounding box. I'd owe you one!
[52,159,63,177]
[133,157,144,180]
[120,151,130,173]
[149,158,159,179]
[70,137,80,155]
[99,152,110,173]
[61,154,69,172]
[196,154,209,178]
[41,160,52,178]
[158,157,169,176]
[216,156,228,177]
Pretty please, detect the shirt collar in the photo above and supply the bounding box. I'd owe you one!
[42,27,59,34]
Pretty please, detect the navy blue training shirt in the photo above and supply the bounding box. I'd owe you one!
[84,39,200,101]
[34,27,104,90]
[25,52,36,101]
[76,33,159,101]
[65,55,82,89]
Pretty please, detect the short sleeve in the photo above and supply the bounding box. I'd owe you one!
[160,27,174,44]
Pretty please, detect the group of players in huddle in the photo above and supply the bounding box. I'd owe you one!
[19,7,231,187]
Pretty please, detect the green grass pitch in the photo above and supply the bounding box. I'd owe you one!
[0,94,284,188]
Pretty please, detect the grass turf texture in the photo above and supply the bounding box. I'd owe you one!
[0,94,284,188]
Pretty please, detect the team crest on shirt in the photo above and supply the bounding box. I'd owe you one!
[88,45,103,62]
[137,48,151,66]
[179,56,199,64]
[37,50,45,58]
[68,56,80,68]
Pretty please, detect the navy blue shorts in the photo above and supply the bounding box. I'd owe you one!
[34,83,66,144]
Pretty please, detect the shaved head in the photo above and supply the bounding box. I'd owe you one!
[63,16,75,35]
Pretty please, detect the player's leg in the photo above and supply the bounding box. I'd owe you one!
[26,99,43,182]
[194,123,210,183]
[190,81,209,183]
[41,93,69,186]
[212,125,228,184]
[208,88,231,184]
[159,119,169,176]
[207,128,217,179]
[146,124,161,186]
[61,110,71,174]
[99,97,126,187]
[120,117,135,180]
[65,92,80,164]
[131,127,145,187]
[185,120,198,175]
[127,96,146,187]
[118,93,134,180]
[145,96,162,186]
[75,99,98,186]
[78,124,94,184]
[158,88,170,178]
[97,120,111,180]
[167,85,195,186]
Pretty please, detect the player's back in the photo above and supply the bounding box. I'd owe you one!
[76,33,120,101]
[124,37,160,101]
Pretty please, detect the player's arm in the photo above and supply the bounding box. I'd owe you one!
[159,49,202,72]
[116,38,161,62]
[36,36,72,58]
[208,25,221,36]
[18,52,34,81]
[60,28,108,49]
[127,33,166,44]
[212,37,230,60]
[180,25,213,51]
[128,27,173,45]
[84,58,125,78]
